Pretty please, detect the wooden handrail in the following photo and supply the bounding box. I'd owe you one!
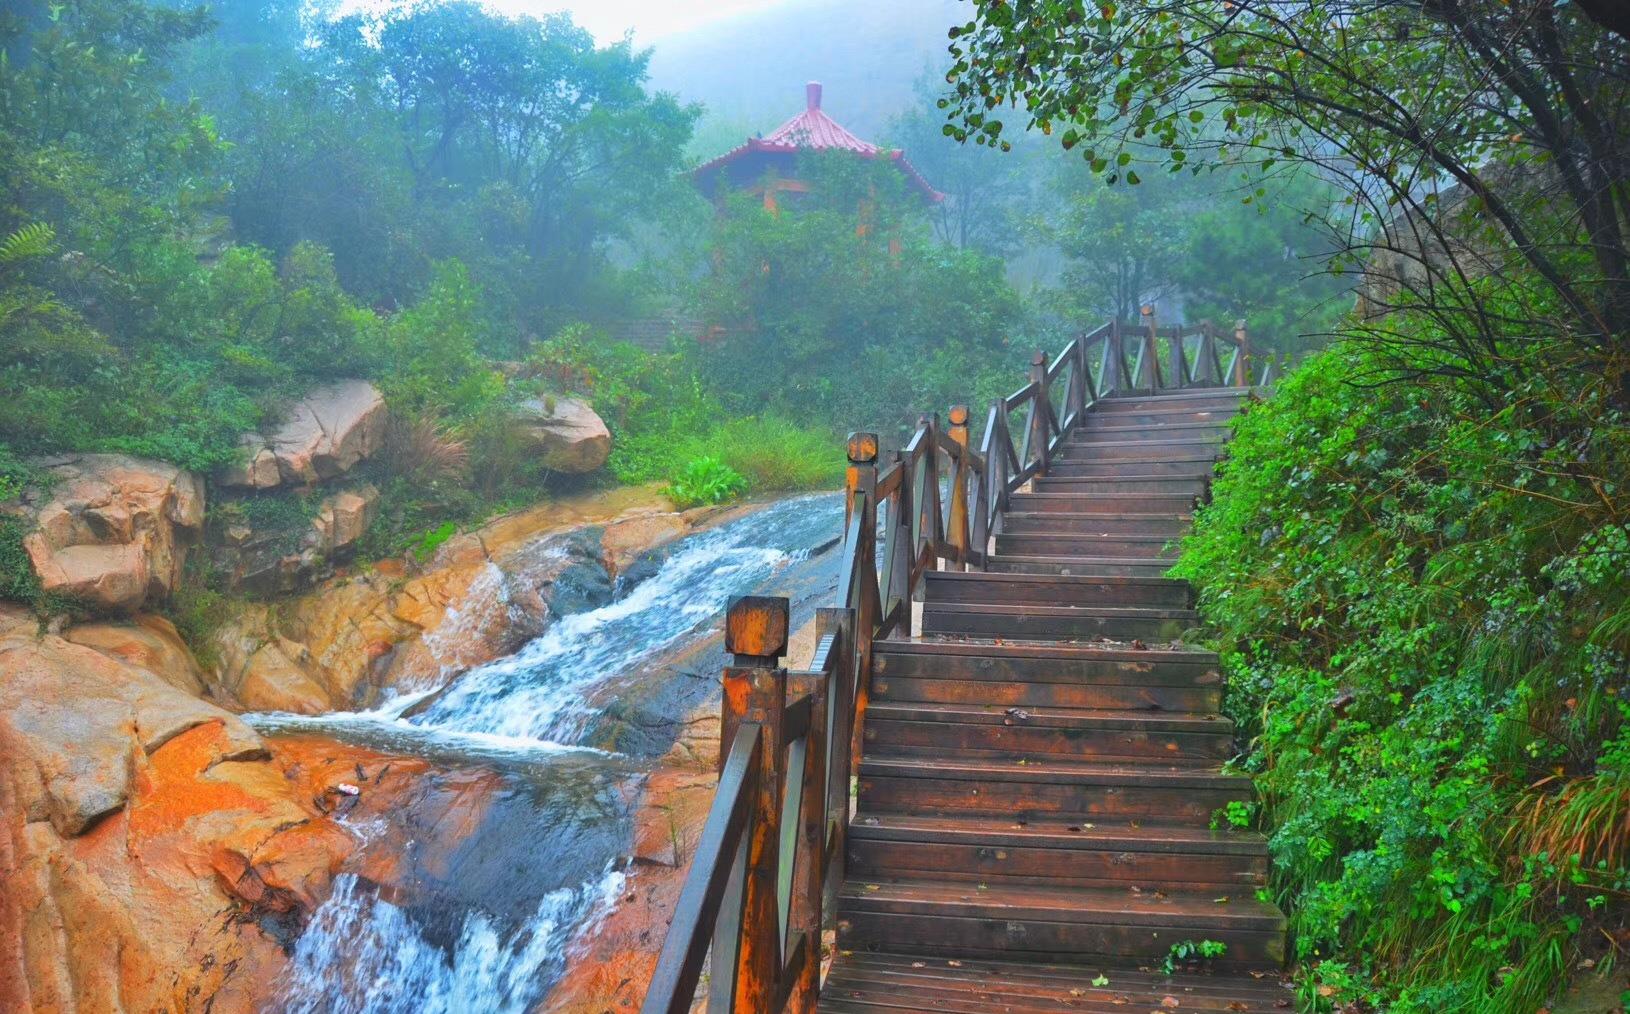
[640,318,1269,1014]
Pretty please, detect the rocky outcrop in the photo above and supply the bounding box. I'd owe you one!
[515,395,612,473]
[17,454,204,613]
[0,620,355,1012]
[203,486,735,715]
[209,482,381,596]
[218,380,386,490]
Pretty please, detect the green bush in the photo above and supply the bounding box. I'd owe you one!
[665,456,747,509]
[1175,337,1628,1011]
[527,330,845,493]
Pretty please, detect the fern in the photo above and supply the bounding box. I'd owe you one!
[0,223,56,264]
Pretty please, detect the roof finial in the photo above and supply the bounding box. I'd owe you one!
[806,81,822,112]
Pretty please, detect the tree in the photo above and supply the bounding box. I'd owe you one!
[885,73,1034,254]
[693,153,1028,430]
[942,0,1630,394]
[1034,156,1192,322]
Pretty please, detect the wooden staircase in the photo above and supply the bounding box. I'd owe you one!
[823,389,1289,1010]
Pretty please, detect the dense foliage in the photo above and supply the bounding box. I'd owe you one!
[1175,335,1628,1009]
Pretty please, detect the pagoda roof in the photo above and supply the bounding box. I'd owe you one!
[694,82,943,202]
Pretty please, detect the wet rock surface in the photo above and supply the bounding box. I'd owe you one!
[514,395,612,474]
[16,454,204,613]
[217,379,387,490]
[0,626,355,1013]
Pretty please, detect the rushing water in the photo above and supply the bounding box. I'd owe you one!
[256,494,842,1012]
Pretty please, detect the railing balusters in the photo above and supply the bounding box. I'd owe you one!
[1028,351,1051,477]
[1140,305,1162,391]
[946,406,972,571]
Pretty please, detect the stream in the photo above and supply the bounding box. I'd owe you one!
[247,493,843,1013]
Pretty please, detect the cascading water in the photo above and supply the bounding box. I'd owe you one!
[256,494,842,1012]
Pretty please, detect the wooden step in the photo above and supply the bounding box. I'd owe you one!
[987,554,1175,578]
[1094,390,1251,411]
[836,878,1286,967]
[864,701,1232,763]
[1047,458,1218,478]
[847,813,1267,893]
[1000,512,1188,537]
[819,952,1292,1013]
[1006,492,1198,514]
[1064,439,1223,461]
[872,640,1221,713]
[857,756,1253,825]
[1033,475,1210,496]
[1084,405,1244,427]
[923,571,1192,608]
[923,602,1194,642]
[1075,420,1233,441]
[995,533,1180,560]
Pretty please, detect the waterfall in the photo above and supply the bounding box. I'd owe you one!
[259,494,842,1011]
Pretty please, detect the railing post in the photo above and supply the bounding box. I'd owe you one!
[1028,350,1050,477]
[1234,319,1251,387]
[817,607,857,920]
[1074,334,1091,413]
[946,405,971,571]
[842,434,879,784]
[1168,325,1188,388]
[717,596,790,1014]
[917,413,941,578]
[1140,304,1161,390]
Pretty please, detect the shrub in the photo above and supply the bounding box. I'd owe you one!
[665,456,747,509]
[1174,335,1629,1011]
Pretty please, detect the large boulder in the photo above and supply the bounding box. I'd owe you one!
[19,454,204,613]
[0,622,356,1012]
[217,379,386,490]
[515,395,611,473]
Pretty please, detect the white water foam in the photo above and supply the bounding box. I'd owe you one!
[405,493,842,747]
[277,865,627,1014]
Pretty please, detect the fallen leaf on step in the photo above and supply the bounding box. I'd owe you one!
[1228,1004,1250,1011]
[946,959,962,967]
[1162,997,1181,1008]
[1092,974,1110,986]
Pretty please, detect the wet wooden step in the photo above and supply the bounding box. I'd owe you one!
[864,701,1232,763]
[987,554,1174,578]
[923,601,1195,642]
[1063,439,1224,461]
[848,812,1266,893]
[1033,475,1210,496]
[1074,419,1233,441]
[923,571,1192,608]
[873,640,1221,713]
[999,512,1189,536]
[1048,457,1219,478]
[858,755,1253,825]
[994,533,1180,560]
[819,952,1292,1013]
[836,878,1286,967]
[1006,492,1198,514]
[1095,390,1253,411]
[874,638,1218,679]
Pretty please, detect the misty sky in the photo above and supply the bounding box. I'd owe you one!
[341,0,792,43]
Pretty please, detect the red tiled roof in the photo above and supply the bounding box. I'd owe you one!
[694,82,943,202]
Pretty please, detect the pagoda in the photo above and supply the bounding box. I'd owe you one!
[693,82,942,210]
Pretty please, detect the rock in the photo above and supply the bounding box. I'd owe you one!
[236,638,334,715]
[64,614,207,698]
[217,380,386,490]
[515,395,611,473]
[0,624,355,1012]
[0,632,264,835]
[311,483,379,556]
[601,510,689,579]
[217,433,281,490]
[18,454,204,613]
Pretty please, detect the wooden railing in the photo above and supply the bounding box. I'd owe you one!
[640,317,1269,1014]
